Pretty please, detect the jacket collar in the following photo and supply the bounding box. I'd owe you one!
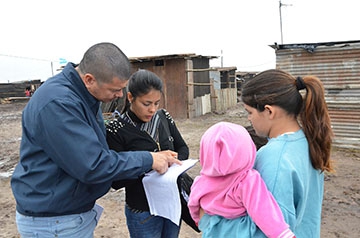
[62,63,100,114]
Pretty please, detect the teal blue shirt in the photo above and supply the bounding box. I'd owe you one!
[199,130,324,238]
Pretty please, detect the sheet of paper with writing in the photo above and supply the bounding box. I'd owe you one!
[142,159,198,225]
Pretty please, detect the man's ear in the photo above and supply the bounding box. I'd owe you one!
[83,73,96,88]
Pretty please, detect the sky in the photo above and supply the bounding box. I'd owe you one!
[0,0,359,83]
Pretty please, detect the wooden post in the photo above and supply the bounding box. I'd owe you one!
[186,60,194,119]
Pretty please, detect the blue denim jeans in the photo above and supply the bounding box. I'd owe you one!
[15,208,98,238]
[125,205,180,238]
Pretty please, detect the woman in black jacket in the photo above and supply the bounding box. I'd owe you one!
[106,69,189,238]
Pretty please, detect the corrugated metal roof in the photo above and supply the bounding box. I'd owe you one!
[273,40,360,149]
[270,40,360,52]
[129,53,218,62]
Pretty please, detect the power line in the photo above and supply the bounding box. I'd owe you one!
[0,54,62,77]
[0,53,56,62]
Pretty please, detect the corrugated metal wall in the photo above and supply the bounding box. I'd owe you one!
[274,41,360,149]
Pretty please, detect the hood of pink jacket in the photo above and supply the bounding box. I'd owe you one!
[199,122,256,177]
[188,122,258,223]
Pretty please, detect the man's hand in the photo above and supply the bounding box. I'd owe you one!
[150,150,182,174]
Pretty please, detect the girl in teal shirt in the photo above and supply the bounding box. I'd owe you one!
[199,69,334,238]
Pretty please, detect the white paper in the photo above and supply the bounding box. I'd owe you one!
[142,158,198,225]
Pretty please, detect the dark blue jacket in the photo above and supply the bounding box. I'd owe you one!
[11,63,153,216]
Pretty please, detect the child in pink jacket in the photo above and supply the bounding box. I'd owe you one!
[188,122,295,238]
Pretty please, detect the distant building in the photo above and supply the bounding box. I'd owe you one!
[0,80,41,99]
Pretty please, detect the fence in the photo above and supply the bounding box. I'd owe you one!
[193,88,237,117]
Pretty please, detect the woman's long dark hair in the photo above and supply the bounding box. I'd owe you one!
[241,69,334,172]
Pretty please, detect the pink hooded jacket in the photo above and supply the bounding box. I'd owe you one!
[188,122,294,238]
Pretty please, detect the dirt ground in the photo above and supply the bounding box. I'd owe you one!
[0,101,359,238]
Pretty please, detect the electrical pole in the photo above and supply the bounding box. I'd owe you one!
[279,0,292,44]
[221,49,223,67]
[279,0,284,44]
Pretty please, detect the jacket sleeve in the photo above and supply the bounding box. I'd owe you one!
[197,170,294,238]
[34,100,153,184]
[240,170,294,238]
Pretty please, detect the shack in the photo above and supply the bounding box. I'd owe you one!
[271,40,360,149]
[121,53,237,119]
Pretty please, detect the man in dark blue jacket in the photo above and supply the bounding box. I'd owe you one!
[11,42,180,237]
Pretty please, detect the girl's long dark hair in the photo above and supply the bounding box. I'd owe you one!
[241,69,334,172]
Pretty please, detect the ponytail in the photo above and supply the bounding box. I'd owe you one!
[299,76,334,172]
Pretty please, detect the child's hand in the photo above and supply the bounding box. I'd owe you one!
[199,207,205,220]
